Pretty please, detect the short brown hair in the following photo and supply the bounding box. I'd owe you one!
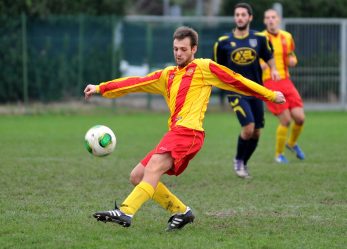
[234,2,253,16]
[173,26,198,47]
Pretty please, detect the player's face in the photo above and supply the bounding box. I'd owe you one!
[173,37,197,67]
[264,10,280,33]
[234,7,252,31]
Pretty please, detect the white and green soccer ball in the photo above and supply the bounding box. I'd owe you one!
[84,125,116,157]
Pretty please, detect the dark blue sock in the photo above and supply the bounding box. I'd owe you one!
[243,138,259,165]
[236,135,248,160]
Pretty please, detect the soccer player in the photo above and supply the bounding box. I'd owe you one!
[84,26,285,231]
[213,3,280,178]
[261,8,305,163]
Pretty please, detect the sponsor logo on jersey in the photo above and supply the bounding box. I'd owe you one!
[231,47,257,65]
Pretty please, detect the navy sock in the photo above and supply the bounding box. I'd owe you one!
[236,135,248,160]
[243,138,259,165]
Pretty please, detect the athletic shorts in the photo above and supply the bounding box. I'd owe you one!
[141,126,205,176]
[227,94,265,129]
[264,78,303,115]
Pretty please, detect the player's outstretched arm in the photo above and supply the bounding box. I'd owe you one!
[84,84,98,99]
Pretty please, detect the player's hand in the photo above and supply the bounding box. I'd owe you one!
[271,69,281,81]
[84,84,97,99]
[273,91,285,104]
[287,55,297,67]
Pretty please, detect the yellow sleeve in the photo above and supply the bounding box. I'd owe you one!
[98,69,167,98]
[200,59,276,102]
[95,85,100,93]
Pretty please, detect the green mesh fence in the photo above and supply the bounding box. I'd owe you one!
[0,15,121,103]
[0,15,237,103]
[1,15,346,109]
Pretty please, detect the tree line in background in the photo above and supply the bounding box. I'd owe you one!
[0,0,345,103]
[1,0,347,18]
[222,0,347,21]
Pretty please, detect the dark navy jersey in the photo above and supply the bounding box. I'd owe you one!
[213,29,273,85]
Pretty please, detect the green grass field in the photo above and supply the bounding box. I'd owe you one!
[1,110,346,249]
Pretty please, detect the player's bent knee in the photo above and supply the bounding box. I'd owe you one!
[129,172,142,186]
[129,163,145,185]
[295,119,304,126]
[292,114,305,125]
[241,126,255,139]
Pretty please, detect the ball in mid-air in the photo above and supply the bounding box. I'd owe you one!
[84,125,116,157]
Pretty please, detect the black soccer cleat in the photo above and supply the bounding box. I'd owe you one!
[93,202,132,227]
[166,207,195,231]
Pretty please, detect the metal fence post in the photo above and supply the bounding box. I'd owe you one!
[146,23,153,110]
[22,12,28,107]
[78,14,84,94]
[340,20,347,110]
[111,16,123,108]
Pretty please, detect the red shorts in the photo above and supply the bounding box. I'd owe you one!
[264,78,303,115]
[141,126,205,176]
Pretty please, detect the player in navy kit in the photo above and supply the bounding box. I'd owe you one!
[213,3,280,178]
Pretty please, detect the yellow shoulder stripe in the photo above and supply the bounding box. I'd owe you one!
[254,32,266,37]
[218,35,229,42]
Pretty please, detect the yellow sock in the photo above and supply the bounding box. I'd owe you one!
[287,123,303,147]
[152,182,187,214]
[120,181,154,216]
[276,124,288,156]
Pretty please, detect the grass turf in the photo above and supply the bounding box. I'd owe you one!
[0,111,346,249]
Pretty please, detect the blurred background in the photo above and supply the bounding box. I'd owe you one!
[1,0,347,111]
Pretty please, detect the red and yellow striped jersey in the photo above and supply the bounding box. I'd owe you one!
[261,30,297,81]
[97,59,276,131]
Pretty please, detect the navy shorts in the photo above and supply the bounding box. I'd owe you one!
[227,94,265,129]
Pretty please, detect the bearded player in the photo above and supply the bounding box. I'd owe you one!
[213,3,280,178]
[84,26,285,231]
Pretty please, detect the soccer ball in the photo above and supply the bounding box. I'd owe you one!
[84,125,116,157]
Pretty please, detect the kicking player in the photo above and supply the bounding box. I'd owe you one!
[261,8,305,163]
[84,26,285,231]
[213,3,280,178]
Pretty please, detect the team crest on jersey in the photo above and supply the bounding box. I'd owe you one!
[185,68,195,76]
[231,47,257,65]
[169,73,175,80]
[230,42,236,47]
[249,39,258,48]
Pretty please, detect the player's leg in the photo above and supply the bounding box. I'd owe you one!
[120,153,173,215]
[275,109,291,163]
[93,153,173,227]
[153,181,195,231]
[228,94,254,178]
[286,107,305,159]
[284,82,305,160]
[264,79,290,163]
[242,127,260,166]
[125,158,193,230]
[130,163,145,186]
[242,98,264,167]
[130,161,187,214]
